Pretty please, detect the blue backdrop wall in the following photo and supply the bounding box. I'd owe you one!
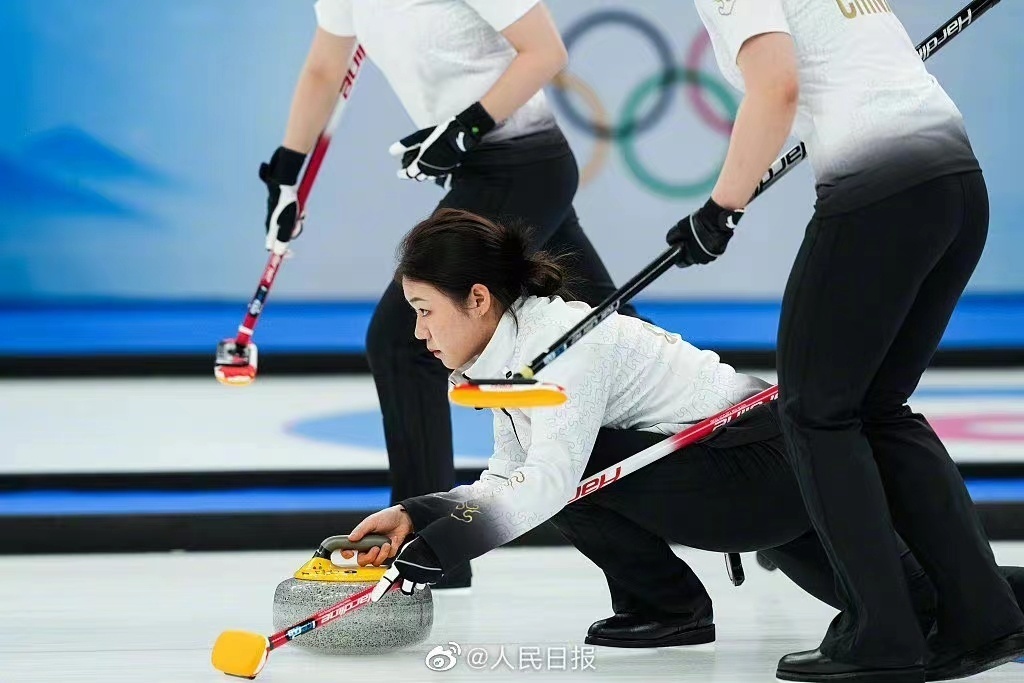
[2,1,1021,354]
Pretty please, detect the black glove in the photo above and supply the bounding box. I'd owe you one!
[388,126,451,189]
[666,197,745,267]
[370,536,445,602]
[259,146,306,253]
[389,102,495,181]
[389,126,435,169]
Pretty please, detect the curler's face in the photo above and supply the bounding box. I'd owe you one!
[402,277,499,370]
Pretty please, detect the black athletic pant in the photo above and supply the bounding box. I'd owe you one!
[366,128,635,509]
[776,171,1024,666]
[550,410,1024,639]
[551,406,809,621]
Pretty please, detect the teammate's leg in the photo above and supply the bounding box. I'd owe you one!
[856,172,1024,660]
[366,279,454,503]
[777,218,926,667]
[775,173,1020,668]
[763,532,1024,643]
[763,533,937,635]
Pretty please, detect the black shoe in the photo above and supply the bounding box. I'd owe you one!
[926,629,1024,681]
[776,649,923,683]
[433,561,471,592]
[585,611,715,648]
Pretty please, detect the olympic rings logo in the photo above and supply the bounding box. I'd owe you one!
[549,9,738,199]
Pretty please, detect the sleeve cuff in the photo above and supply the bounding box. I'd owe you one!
[415,516,476,572]
[314,0,356,37]
[468,0,540,31]
[398,496,447,532]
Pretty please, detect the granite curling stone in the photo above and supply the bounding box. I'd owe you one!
[272,535,433,655]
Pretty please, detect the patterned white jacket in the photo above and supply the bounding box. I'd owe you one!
[402,295,768,570]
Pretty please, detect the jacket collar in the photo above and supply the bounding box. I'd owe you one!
[449,298,525,386]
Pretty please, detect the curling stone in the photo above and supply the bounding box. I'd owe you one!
[272,535,433,655]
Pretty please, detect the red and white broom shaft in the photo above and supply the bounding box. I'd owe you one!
[266,580,400,652]
[568,385,779,505]
[233,43,367,349]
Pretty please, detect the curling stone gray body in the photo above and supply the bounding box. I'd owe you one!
[272,536,433,654]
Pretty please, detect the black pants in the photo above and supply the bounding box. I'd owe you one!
[366,128,635,505]
[551,408,808,622]
[550,409,1024,639]
[776,171,1024,666]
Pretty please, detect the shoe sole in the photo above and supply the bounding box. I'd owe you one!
[926,631,1024,681]
[776,667,923,683]
[585,624,715,648]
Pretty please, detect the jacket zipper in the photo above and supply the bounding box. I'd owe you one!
[500,408,523,449]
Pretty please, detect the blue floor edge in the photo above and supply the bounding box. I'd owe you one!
[3,295,1024,354]
[1,480,1021,516]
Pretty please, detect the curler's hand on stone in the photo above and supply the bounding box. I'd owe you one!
[337,505,415,567]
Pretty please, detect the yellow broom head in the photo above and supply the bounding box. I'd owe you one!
[211,630,270,679]
[448,381,567,409]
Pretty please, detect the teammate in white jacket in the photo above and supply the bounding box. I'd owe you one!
[339,208,1024,653]
[661,2,1024,681]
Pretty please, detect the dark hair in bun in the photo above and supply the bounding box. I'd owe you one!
[396,208,571,312]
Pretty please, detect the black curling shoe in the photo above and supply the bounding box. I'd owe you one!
[925,629,1024,681]
[776,649,924,683]
[585,611,715,648]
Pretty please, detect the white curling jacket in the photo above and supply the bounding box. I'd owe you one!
[402,295,769,569]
